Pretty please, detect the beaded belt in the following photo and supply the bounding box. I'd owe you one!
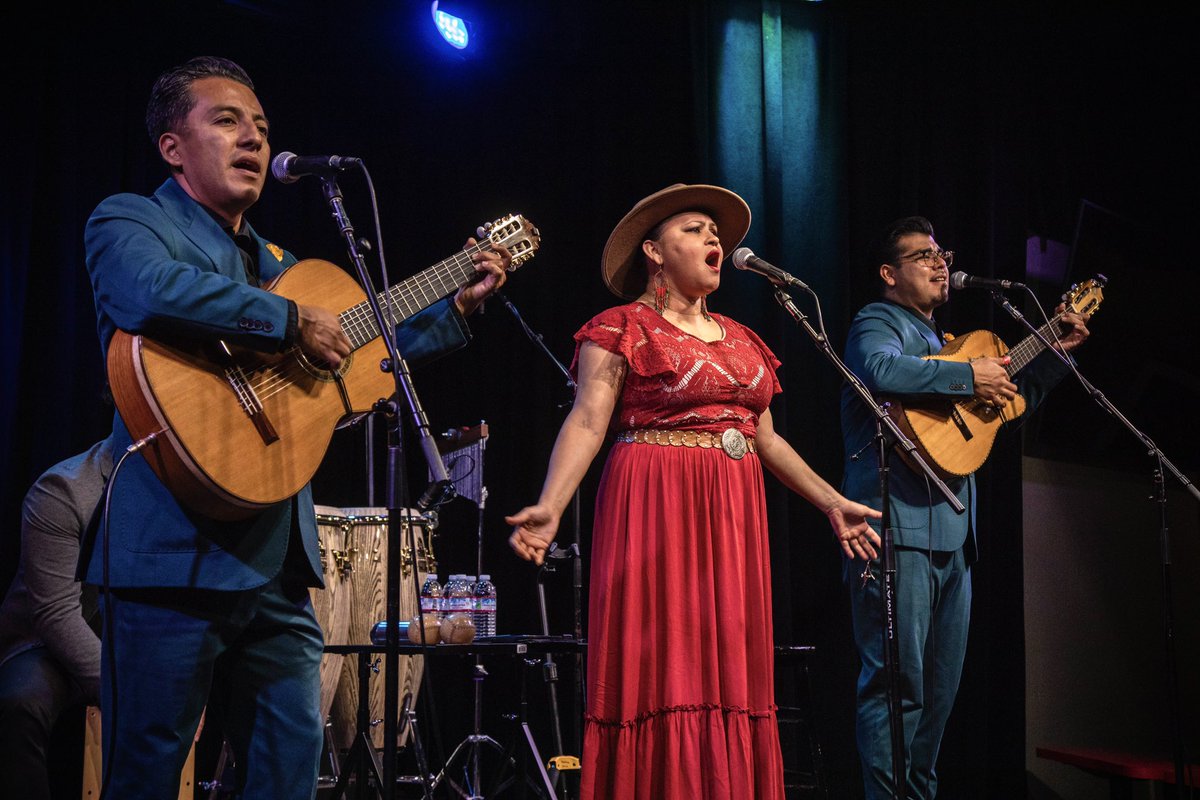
[615,428,755,460]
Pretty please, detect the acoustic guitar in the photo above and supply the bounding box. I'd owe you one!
[885,276,1105,480]
[107,215,540,520]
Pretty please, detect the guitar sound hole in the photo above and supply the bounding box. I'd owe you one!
[296,350,353,382]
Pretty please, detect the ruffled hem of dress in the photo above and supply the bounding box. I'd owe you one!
[581,702,786,800]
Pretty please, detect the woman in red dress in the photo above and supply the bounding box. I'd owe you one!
[507,184,881,799]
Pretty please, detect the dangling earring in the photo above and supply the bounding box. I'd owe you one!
[699,297,712,322]
[653,269,669,315]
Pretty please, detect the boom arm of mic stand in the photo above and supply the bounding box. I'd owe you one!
[771,288,965,512]
[773,286,934,798]
[500,291,586,767]
[989,291,1200,502]
[498,292,577,392]
[993,288,1199,791]
[319,176,454,508]
[320,173,445,800]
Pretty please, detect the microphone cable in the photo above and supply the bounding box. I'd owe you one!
[97,429,162,799]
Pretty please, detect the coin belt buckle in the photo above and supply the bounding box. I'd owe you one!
[720,428,748,460]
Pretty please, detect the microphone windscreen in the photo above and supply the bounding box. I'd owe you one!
[270,152,297,184]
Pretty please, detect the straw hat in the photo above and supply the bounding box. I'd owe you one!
[601,183,751,300]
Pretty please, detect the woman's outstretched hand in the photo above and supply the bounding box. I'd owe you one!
[826,499,883,560]
[506,504,560,566]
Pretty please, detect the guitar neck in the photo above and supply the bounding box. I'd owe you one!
[337,242,495,349]
[1005,313,1070,376]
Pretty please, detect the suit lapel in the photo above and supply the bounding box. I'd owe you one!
[154,180,248,283]
[243,220,289,282]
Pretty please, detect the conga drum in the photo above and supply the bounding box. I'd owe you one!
[330,507,436,751]
[310,505,353,728]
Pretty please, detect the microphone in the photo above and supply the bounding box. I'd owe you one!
[730,248,809,289]
[270,151,362,184]
[949,271,1026,291]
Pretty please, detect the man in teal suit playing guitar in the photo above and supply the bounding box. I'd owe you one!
[83,56,510,798]
[838,216,1090,799]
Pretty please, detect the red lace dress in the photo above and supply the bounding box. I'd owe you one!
[574,303,786,800]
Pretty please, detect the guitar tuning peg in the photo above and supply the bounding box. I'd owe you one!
[476,225,488,239]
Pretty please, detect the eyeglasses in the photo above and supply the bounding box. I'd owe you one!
[898,248,954,268]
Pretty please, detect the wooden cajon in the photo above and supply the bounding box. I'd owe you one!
[82,706,195,799]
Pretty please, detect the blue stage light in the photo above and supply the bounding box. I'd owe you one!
[431,2,469,50]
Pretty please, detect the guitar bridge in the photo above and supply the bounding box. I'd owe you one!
[950,405,974,441]
[218,342,280,445]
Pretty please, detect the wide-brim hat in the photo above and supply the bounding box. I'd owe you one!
[601,183,752,300]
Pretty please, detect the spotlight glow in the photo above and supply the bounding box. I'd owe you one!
[431,2,469,50]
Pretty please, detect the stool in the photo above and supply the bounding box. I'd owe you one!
[776,645,826,799]
[81,706,195,799]
[1036,745,1200,800]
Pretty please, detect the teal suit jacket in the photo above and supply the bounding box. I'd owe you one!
[839,300,1068,556]
[84,179,469,590]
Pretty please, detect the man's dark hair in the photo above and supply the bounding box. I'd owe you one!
[145,56,255,145]
[870,216,935,280]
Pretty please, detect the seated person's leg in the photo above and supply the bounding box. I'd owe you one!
[0,648,87,800]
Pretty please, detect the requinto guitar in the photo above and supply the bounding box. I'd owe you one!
[107,215,540,520]
[886,276,1105,480]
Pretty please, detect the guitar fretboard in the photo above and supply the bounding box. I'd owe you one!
[1004,314,1071,376]
[336,242,496,350]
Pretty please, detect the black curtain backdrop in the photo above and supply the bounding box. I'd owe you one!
[2,3,1194,798]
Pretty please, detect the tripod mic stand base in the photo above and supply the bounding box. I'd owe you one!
[432,733,508,799]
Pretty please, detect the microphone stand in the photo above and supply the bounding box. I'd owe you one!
[319,172,453,800]
[497,291,584,783]
[988,288,1199,795]
[769,285,964,800]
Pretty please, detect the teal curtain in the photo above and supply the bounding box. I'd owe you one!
[697,1,846,336]
[693,2,860,787]
[695,2,850,617]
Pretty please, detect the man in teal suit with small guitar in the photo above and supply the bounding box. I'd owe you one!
[83,56,510,798]
[839,216,1090,799]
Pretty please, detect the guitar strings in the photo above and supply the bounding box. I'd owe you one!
[1005,311,1064,374]
[251,221,527,400]
[337,245,487,347]
[250,245,486,397]
[953,311,1066,422]
[243,241,502,404]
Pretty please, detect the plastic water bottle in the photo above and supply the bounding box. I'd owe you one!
[420,573,444,622]
[473,574,497,638]
[444,574,473,619]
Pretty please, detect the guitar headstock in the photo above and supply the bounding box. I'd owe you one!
[1062,274,1106,319]
[479,214,542,270]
